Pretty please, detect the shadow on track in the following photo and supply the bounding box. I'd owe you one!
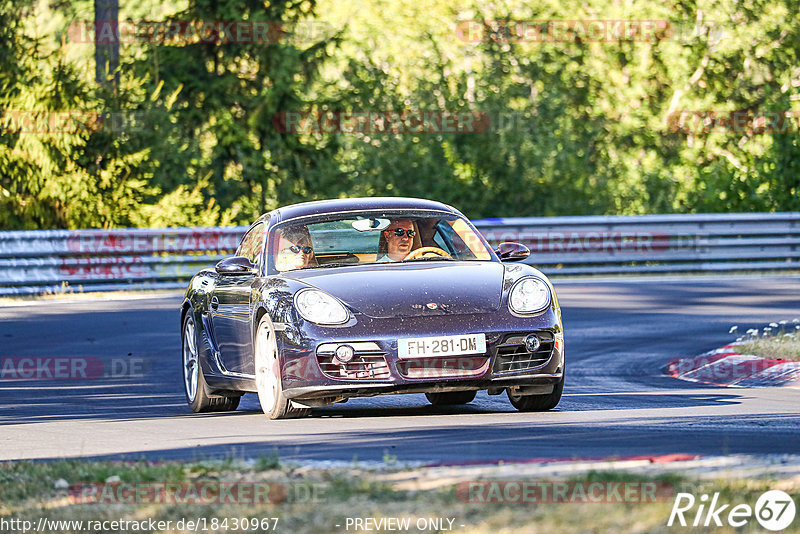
[70,411,800,464]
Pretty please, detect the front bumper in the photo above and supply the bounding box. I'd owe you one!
[278,307,564,401]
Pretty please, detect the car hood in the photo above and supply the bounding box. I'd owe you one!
[284,262,505,319]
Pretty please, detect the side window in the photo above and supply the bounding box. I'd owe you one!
[434,222,456,255]
[432,230,448,250]
[446,219,491,260]
[237,223,265,265]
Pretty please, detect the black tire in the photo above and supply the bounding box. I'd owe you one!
[182,312,241,413]
[507,374,564,412]
[425,391,477,405]
[254,316,310,419]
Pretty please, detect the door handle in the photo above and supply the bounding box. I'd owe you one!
[210,296,219,310]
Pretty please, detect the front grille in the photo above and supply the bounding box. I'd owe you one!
[492,332,554,374]
[396,356,490,379]
[316,342,390,380]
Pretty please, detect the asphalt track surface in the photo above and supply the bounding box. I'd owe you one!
[1,276,799,464]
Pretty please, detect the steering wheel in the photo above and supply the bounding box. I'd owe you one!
[403,247,453,261]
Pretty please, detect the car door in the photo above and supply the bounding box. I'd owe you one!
[211,222,265,376]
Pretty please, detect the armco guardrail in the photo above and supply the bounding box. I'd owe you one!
[473,212,800,275]
[0,227,247,295]
[0,213,797,295]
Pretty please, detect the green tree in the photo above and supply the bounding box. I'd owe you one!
[132,0,345,224]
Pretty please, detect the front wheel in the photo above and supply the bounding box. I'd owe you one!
[254,316,309,420]
[507,373,564,412]
[182,312,240,413]
[425,391,477,405]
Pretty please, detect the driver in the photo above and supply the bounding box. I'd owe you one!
[378,219,417,261]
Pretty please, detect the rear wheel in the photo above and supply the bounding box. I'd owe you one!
[254,316,310,420]
[507,374,564,412]
[425,391,477,405]
[182,312,240,413]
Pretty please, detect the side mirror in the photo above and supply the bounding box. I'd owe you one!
[494,242,530,262]
[215,256,257,275]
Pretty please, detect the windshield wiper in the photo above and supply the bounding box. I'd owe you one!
[313,261,361,268]
[402,256,456,262]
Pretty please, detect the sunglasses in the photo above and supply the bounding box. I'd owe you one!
[288,245,313,254]
[387,228,416,238]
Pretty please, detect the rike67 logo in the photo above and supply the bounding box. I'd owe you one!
[668,490,796,531]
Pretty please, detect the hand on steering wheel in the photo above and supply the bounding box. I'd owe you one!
[403,247,453,261]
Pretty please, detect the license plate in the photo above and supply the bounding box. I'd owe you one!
[398,333,486,358]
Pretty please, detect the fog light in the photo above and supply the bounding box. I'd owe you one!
[524,334,541,352]
[334,344,355,363]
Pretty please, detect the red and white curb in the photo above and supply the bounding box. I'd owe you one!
[377,454,800,491]
[425,453,697,468]
[666,344,800,388]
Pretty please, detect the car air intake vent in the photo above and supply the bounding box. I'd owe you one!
[396,356,490,379]
[316,342,390,380]
[493,332,554,374]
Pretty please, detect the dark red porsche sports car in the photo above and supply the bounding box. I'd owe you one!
[180,197,564,419]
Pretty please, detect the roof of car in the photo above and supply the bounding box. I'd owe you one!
[272,197,458,223]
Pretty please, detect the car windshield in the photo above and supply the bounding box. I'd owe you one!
[268,211,494,272]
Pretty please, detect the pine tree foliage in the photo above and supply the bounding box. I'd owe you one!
[1,0,799,228]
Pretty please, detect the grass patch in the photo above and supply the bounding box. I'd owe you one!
[737,337,800,361]
[731,321,800,361]
[254,453,281,471]
[1,459,798,533]
[569,470,688,487]
[0,460,185,503]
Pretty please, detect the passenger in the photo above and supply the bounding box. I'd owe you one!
[276,226,317,270]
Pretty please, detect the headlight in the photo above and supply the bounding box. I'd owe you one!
[509,277,551,314]
[294,289,349,325]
